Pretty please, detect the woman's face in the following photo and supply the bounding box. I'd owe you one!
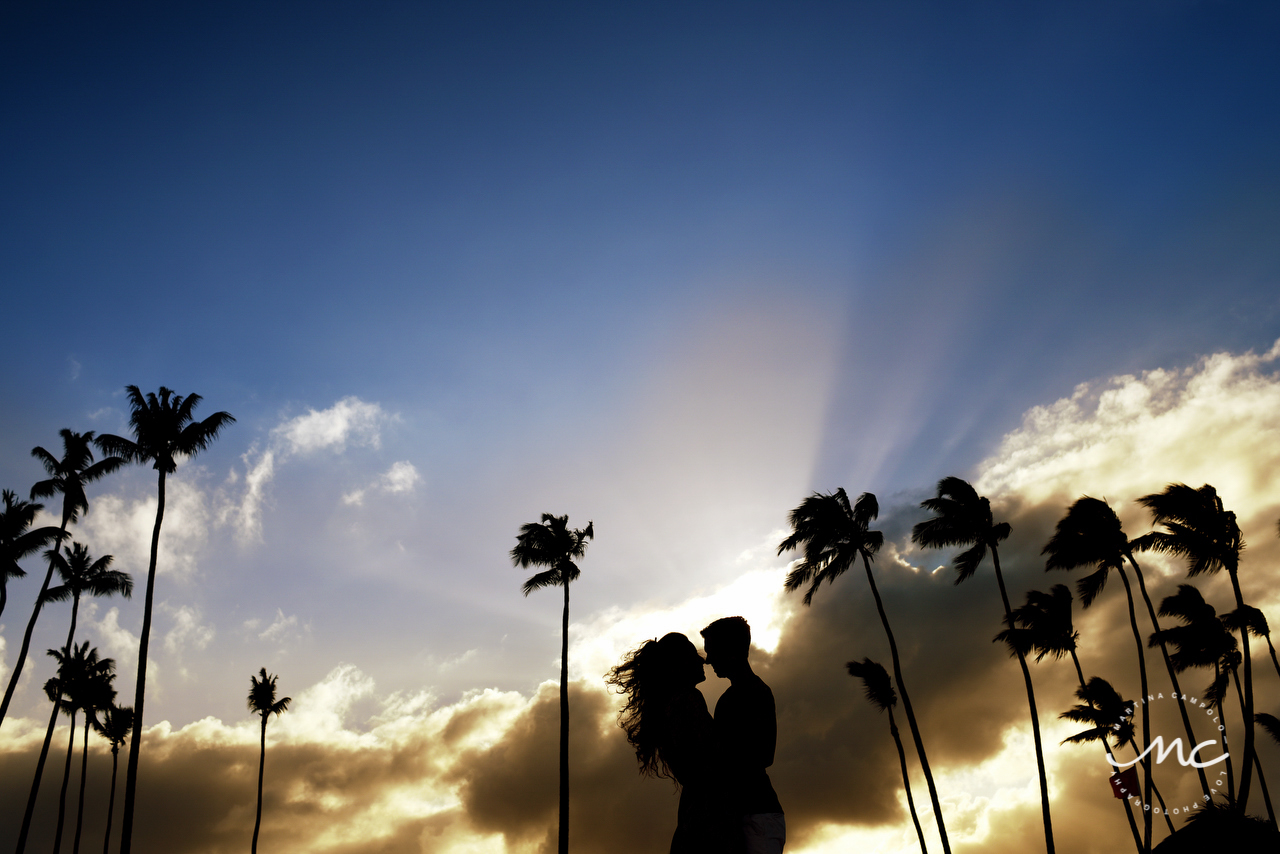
[660,633,706,688]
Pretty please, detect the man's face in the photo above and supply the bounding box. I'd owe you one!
[702,638,725,678]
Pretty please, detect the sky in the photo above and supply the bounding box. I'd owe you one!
[2,1,1279,852]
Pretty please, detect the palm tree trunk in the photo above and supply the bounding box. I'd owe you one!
[53,708,78,854]
[120,468,165,854]
[1125,554,1211,799]
[0,519,67,727]
[1266,636,1280,685]
[558,580,569,854]
[103,747,120,854]
[989,545,1055,854]
[1216,661,1235,804]
[15,689,64,853]
[1255,755,1275,828]
[1226,569,1256,811]
[1121,737,1176,834]
[1230,668,1273,824]
[1145,774,1176,835]
[887,707,928,854]
[15,589,84,854]
[1068,650,1143,853]
[862,554,950,853]
[73,714,91,854]
[252,713,266,854]
[1115,568,1154,851]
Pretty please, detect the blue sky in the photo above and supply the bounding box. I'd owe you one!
[3,3,1280,852]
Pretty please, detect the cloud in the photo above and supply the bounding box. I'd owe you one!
[381,461,420,494]
[255,609,307,646]
[163,603,215,656]
[273,397,388,455]
[342,461,421,507]
[6,343,1280,853]
[78,477,210,580]
[219,398,400,541]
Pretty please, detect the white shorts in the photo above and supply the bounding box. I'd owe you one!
[743,812,786,854]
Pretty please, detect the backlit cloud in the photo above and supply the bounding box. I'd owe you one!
[5,343,1280,854]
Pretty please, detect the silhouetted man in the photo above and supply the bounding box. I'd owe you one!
[701,616,785,854]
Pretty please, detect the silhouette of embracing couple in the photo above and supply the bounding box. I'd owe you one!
[608,617,786,854]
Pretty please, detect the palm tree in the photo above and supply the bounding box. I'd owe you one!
[0,430,121,728]
[14,642,97,854]
[510,513,593,854]
[995,585,1144,852]
[1135,483,1257,811]
[43,541,132,667]
[72,653,116,854]
[91,703,133,854]
[52,646,113,854]
[0,488,60,619]
[911,476,1054,854]
[96,386,234,854]
[1149,584,1238,799]
[780,489,951,853]
[248,668,292,854]
[847,657,928,854]
[1042,495,1213,840]
[1060,678,1175,838]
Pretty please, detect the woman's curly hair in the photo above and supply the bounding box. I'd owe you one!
[605,633,695,779]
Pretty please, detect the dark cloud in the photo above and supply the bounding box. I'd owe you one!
[6,353,1280,853]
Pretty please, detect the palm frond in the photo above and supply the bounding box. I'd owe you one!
[1256,713,1280,746]
[994,624,1034,658]
[1043,496,1127,570]
[521,567,561,596]
[1076,566,1110,608]
[1061,725,1109,746]
[846,657,895,712]
[778,489,880,604]
[1205,670,1231,706]
[1222,605,1269,638]
[952,542,987,585]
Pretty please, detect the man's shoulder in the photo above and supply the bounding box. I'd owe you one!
[719,673,774,710]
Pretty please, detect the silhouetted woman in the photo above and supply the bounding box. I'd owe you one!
[607,632,742,854]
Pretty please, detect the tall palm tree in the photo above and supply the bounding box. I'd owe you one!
[52,646,113,854]
[43,541,132,664]
[1059,678,1175,838]
[1042,495,1212,838]
[1149,584,1239,796]
[995,585,1144,852]
[912,476,1054,854]
[248,668,292,854]
[72,653,116,854]
[1135,483,1257,811]
[780,489,951,853]
[96,386,234,854]
[0,430,122,728]
[92,704,134,854]
[14,642,94,854]
[847,657,929,854]
[510,513,592,854]
[0,489,60,619]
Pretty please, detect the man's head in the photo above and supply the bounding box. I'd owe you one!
[700,616,751,678]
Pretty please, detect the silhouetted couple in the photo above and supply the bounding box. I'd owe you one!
[608,617,786,854]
